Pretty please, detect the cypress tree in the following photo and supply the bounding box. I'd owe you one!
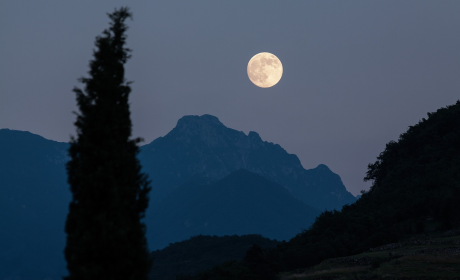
[64,7,152,280]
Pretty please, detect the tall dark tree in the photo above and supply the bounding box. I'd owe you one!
[64,7,152,280]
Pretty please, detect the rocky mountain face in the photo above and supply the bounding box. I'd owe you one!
[148,169,320,250]
[139,114,356,211]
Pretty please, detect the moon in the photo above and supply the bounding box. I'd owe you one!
[247,52,283,88]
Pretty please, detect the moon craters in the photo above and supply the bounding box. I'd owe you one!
[247,52,283,88]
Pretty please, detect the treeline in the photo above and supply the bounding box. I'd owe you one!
[180,100,460,279]
[148,234,278,280]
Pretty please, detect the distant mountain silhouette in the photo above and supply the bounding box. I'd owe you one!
[148,169,320,249]
[139,114,356,211]
[0,129,70,280]
[0,116,354,278]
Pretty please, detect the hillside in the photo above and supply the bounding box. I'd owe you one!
[281,230,460,280]
[148,169,320,250]
[277,100,460,271]
[149,234,279,280]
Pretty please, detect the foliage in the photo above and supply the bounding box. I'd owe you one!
[280,231,460,279]
[149,234,278,280]
[64,7,152,280]
[279,100,460,270]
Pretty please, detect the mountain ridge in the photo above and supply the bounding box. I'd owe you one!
[0,117,354,278]
[140,114,356,211]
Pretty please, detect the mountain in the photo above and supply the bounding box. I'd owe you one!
[0,129,70,280]
[0,115,353,278]
[139,114,356,211]
[149,234,279,280]
[148,169,320,250]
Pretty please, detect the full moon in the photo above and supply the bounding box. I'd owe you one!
[247,52,283,88]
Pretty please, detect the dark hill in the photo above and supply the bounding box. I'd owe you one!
[280,101,460,270]
[148,169,320,250]
[139,114,356,211]
[149,234,278,280]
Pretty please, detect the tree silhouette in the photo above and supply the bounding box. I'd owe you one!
[64,7,152,280]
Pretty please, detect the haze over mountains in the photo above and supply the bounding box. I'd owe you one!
[149,169,320,249]
[0,114,355,279]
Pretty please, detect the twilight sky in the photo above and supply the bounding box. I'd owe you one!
[1,1,459,195]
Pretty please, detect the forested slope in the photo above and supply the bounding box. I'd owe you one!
[281,100,460,271]
[149,235,278,280]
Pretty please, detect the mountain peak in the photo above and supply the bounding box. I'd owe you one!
[315,164,331,171]
[169,114,234,143]
[248,131,262,141]
[141,115,356,211]
[176,114,223,128]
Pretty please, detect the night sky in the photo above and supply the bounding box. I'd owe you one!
[1,1,459,195]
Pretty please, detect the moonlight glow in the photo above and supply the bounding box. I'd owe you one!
[247,52,283,88]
